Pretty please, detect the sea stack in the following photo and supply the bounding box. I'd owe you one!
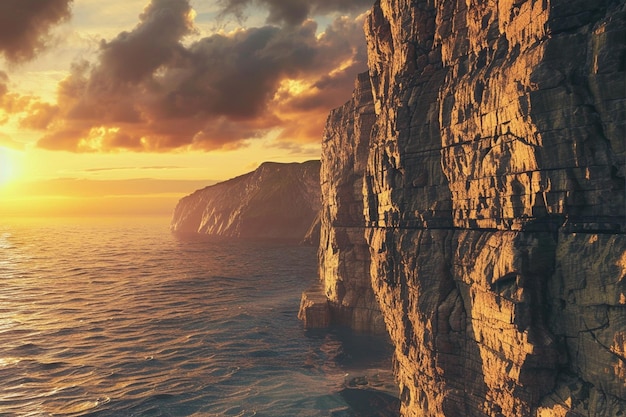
[301,0,626,415]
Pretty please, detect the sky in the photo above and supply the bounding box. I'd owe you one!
[0,0,371,217]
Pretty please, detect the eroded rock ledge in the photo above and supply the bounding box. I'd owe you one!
[301,0,626,415]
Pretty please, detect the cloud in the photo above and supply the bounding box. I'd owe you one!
[0,177,219,217]
[96,0,195,85]
[84,165,183,172]
[35,0,369,153]
[0,0,73,63]
[0,71,59,130]
[217,0,373,25]
[8,177,214,197]
[269,140,321,157]
[19,101,59,130]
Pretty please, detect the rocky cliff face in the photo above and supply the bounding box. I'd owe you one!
[171,160,321,241]
[303,0,626,415]
[305,72,387,333]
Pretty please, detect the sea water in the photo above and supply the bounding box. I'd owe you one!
[0,217,396,416]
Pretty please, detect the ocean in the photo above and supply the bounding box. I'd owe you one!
[0,217,396,416]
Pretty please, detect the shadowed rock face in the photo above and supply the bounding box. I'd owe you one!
[299,74,388,332]
[304,0,626,415]
[317,73,387,333]
[171,160,321,242]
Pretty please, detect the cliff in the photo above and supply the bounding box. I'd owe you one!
[171,160,321,241]
[300,0,626,416]
[300,73,388,333]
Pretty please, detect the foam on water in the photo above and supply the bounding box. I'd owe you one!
[0,217,396,416]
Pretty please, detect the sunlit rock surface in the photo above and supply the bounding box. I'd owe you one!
[171,161,321,241]
[305,0,626,415]
[300,73,387,333]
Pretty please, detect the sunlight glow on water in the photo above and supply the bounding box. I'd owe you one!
[0,217,395,416]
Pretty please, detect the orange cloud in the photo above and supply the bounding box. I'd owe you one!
[0,71,58,134]
[34,0,368,153]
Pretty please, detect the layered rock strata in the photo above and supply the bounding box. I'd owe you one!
[171,160,320,241]
[300,73,387,333]
[304,0,626,415]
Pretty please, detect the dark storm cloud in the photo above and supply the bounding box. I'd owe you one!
[0,0,73,63]
[0,71,8,96]
[158,22,318,119]
[36,0,369,152]
[96,0,194,85]
[217,0,373,25]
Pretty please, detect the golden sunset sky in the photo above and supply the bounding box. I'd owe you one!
[0,0,370,216]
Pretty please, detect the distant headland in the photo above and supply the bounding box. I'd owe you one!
[171,160,321,243]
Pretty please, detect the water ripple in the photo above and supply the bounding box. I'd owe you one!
[0,218,395,416]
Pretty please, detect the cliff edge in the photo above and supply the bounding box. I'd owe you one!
[301,0,626,416]
[171,160,321,241]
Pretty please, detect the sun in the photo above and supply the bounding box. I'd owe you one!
[0,149,17,186]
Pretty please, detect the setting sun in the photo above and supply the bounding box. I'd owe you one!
[0,0,355,216]
[0,149,17,185]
